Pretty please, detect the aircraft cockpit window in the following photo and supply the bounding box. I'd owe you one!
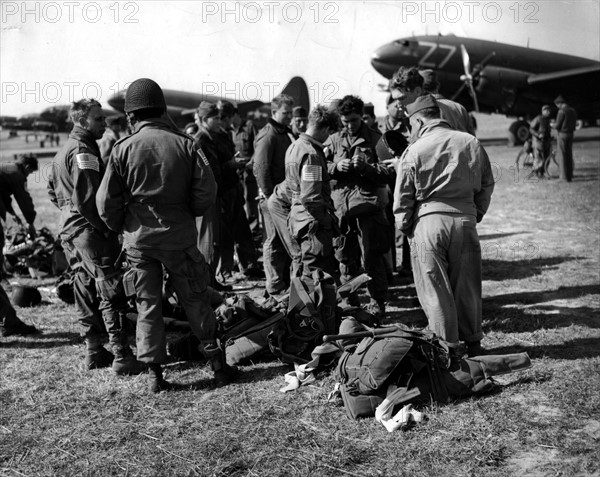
[394,40,413,48]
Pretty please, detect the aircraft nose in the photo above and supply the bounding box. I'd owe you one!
[371,39,419,78]
[371,43,401,78]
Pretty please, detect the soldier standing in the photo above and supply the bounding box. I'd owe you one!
[530,105,553,178]
[215,101,262,280]
[325,95,393,316]
[48,99,143,374]
[193,101,230,292]
[285,105,340,278]
[231,110,259,233]
[252,94,295,296]
[553,95,578,182]
[97,79,233,392]
[394,95,495,357]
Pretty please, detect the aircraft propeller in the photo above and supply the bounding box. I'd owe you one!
[452,44,496,112]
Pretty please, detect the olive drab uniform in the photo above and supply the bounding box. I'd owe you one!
[233,119,259,231]
[194,127,222,274]
[554,104,577,182]
[431,94,476,136]
[394,119,495,346]
[1,226,39,336]
[324,123,393,306]
[47,125,129,349]
[214,126,257,277]
[97,118,218,365]
[0,161,37,231]
[1,161,37,330]
[529,113,552,175]
[252,118,295,294]
[285,133,338,278]
[267,180,302,279]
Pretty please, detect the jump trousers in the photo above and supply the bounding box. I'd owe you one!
[410,213,483,345]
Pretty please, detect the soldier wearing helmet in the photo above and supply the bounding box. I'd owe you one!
[97,78,233,392]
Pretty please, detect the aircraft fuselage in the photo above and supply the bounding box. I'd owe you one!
[372,35,600,122]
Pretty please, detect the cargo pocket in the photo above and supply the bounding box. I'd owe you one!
[122,268,137,297]
[183,246,209,293]
[96,272,126,304]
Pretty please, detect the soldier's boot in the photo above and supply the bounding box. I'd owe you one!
[1,316,39,337]
[148,364,173,393]
[201,341,236,387]
[466,341,486,357]
[84,335,114,370]
[111,333,147,376]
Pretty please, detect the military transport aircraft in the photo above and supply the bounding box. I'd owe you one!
[371,34,600,144]
[107,76,310,129]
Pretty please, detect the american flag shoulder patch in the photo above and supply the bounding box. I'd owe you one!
[301,165,322,182]
[76,153,99,172]
[197,148,210,167]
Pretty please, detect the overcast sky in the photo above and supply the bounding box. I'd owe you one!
[1,0,599,118]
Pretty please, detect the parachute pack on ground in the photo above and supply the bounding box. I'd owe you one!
[329,318,532,420]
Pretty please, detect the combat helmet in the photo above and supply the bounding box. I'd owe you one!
[12,285,42,307]
[124,78,167,113]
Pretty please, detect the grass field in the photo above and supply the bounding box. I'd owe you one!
[1,126,599,477]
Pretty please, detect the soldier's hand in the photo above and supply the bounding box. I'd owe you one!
[336,159,352,172]
[382,158,399,169]
[352,155,366,173]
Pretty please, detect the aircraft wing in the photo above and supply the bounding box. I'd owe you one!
[108,76,309,125]
[527,64,600,85]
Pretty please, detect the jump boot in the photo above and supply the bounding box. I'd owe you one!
[148,364,173,393]
[1,314,39,337]
[201,341,236,387]
[466,341,486,357]
[84,334,114,370]
[111,332,147,375]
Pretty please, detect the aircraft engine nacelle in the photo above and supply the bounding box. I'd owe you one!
[477,66,530,93]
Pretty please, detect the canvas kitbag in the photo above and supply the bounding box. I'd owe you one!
[268,270,338,364]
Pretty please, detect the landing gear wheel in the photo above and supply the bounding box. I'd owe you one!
[508,120,530,146]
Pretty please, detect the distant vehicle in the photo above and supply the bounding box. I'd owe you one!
[371,34,600,144]
[0,116,18,129]
[107,76,310,129]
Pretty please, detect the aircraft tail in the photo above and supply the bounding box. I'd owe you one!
[280,76,310,112]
